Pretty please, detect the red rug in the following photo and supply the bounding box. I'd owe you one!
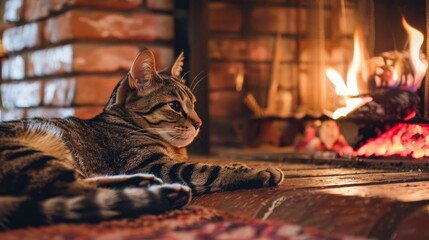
[0,206,363,240]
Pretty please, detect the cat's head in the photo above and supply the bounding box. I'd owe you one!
[106,49,202,148]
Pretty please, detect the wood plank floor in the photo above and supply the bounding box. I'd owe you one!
[189,156,429,239]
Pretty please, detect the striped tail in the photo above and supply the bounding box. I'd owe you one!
[0,184,192,230]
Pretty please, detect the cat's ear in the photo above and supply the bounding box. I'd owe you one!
[129,49,160,93]
[160,51,185,81]
[171,51,185,78]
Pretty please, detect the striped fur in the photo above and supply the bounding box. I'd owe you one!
[0,49,284,230]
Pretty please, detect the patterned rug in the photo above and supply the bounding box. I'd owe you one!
[0,206,363,240]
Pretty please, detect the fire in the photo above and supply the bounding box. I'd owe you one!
[402,18,428,92]
[356,123,429,159]
[325,31,372,119]
[329,97,371,119]
[326,18,427,119]
[324,18,429,159]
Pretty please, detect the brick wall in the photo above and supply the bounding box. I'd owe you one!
[207,0,363,147]
[0,0,174,121]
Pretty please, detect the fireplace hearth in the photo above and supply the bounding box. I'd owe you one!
[218,146,429,171]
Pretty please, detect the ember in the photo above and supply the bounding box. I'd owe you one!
[356,123,429,159]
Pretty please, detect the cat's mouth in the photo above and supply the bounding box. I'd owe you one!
[159,129,199,148]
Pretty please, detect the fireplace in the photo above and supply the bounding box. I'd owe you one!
[202,0,429,166]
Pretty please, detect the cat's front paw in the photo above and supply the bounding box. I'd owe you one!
[150,184,192,210]
[258,167,284,187]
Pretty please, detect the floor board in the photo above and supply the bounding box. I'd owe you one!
[189,155,429,239]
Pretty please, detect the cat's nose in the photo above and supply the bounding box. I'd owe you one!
[192,121,202,130]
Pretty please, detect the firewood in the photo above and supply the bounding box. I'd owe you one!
[345,89,420,123]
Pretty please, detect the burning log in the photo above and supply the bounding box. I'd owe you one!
[344,89,420,123]
[367,51,422,93]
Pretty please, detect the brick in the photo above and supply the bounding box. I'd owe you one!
[27,44,73,77]
[72,44,139,73]
[206,63,297,112]
[210,118,241,146]
[2,54,25,80]
[209,3,242,31]
[299,39,353,64]
[73,75,120,106]
[45,10,173,44]
[74,45,172,73]
[150,46,174,70]
[146,0,173,10]
[26,107,74,119]
[27,44,172,77]
[3,0,23,22]
[209,91,244,118]
[246,63,298,90]
[0,108,26,121]
[24,0,49,21]
[26,107,103,119]
[50,0,142,12]
[2,21,44,52]
[43,78,76,106]
[1,81,42,108]
[209,62,244,91]
[44,75,121,106]
[298,8,308,34]
[209,36,296,61]
[249,7,298,34]
[74,107,103,119]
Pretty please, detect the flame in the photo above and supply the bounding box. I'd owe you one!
[331,97,371,119]
[326,68,349,95]
[326,18,427,119]
[347,31,363,96]
[402,18,428,91]
[326,31,372,119]
[392,61,400,83]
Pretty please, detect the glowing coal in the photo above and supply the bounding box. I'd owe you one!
[355,123,429,159]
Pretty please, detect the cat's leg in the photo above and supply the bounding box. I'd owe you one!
[82,173,163,188]
[127,157,284,195]
[183,162,284,194]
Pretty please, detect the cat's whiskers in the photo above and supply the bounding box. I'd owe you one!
[189,71,202,90]
[189,71,204,91]
[127,127,179,137]
[181,71,190,84]
[127,128,164,136]
[191,73,208,93]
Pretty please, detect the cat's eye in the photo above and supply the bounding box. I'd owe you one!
[168,101,182,112]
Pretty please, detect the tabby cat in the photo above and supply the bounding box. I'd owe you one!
[0,49,284,230]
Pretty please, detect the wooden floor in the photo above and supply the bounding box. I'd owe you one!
[189,155,429,239]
